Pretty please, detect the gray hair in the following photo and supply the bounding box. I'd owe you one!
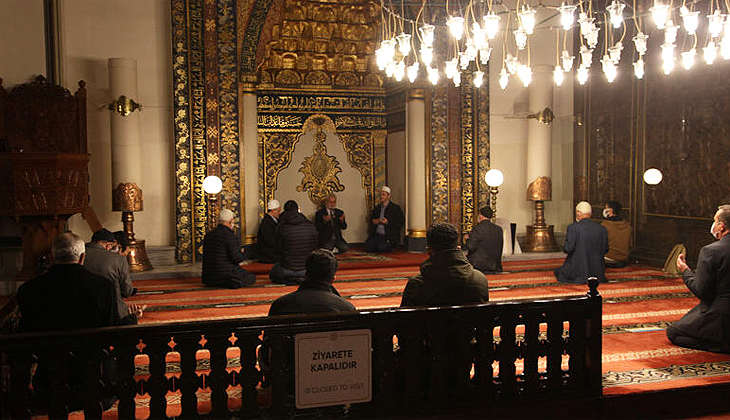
[51,232,85,263]
[218,208,235,223]
[717,204,730,226]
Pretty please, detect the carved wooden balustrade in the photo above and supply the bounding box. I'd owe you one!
[0,281,601,419]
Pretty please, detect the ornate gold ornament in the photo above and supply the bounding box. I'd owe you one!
[297,120,345,205]
[112,182,144,212]
[527,176,553,201]
[108,95,141,116]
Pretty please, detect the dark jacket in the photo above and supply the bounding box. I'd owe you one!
[275,210,318,271]
[466,219,503,273]
[84,242,133,320]
[669,235,730,353]
[556,219,609,283]
[17,264,119,332]
[256,213,279,263]
[315,207,347,247]
[367,201,405,247]
[269,281,355,315]
[202,224,246,286]
[400,249,489,307]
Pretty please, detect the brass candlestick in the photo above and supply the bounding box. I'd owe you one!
[522,176,559,252]
[112,182,153,272]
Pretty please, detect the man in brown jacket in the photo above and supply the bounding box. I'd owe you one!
[601,200,632,267]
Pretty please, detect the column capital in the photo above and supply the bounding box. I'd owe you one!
[240,72,257,93]
[407,88,426,101]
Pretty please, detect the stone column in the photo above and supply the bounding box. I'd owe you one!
[241,81,259,245]
[523,65,559,252]
[406,88,427,252]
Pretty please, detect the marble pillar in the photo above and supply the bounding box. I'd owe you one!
[241,82,259,245]
[406,88,427,252]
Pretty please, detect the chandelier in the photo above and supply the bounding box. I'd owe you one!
[375,0,730,89]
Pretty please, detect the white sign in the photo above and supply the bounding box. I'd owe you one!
[295,329,372,409]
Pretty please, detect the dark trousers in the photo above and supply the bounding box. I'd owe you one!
[364,234,392,253]
[321,236,349,253]
[204,267,256,289]
[269,262,306,285]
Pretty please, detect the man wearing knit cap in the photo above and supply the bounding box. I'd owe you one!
[554,201,609,284]
[365,185,404,253]
[202,208,256,288]
[255,199,281,263]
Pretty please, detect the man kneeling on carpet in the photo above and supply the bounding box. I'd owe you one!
[202,208,256,288]
[401,223,489,307]
[270,200,318,285]
[554,201,609,284]
[668,204,730,353]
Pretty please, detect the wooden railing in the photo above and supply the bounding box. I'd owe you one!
[0,280,601,419]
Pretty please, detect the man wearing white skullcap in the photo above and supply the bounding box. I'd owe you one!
[255,199,282,263]
[365,186,404,253]
[554,201,609,284]
[202,208,256,288]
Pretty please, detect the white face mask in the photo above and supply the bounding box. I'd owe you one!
[602,209,611,219]
[710,221,722,239]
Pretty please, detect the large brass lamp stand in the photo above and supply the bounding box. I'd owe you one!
[522,176,559,252]
[112,182,153,272]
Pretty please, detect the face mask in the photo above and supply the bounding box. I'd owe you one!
[602,209,610,219]
[710,221,722,239]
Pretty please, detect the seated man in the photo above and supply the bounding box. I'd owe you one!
[314,193,348,254]
[269,249,356,315]
[17,232,120,410]
[255,199,281,263]
[668,204,730,353]
[464,206,503,274]
[554,201,609,284]
[365,186,404,253]
[270,200,318,285]
[601,200,632,268]
[84,228,144,325]
[401,223,489,307]
[202,208,256,288]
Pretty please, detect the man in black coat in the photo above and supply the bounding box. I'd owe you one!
[668,204,730,353]
[365,186,405,253]
[465,206,503,274]
[314,193,349,253]
[269,249,356,315]
[202,208,256,288]
[401,223,489,307]
[270,200,318,284]
[554,201,609,284]
[256,199,281,263]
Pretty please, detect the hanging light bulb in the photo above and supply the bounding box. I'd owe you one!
[601,54,618,82]
[633,32,649,56]
[499,67,509,89]
[650,1,670,29]
[376,46,388,70]
[577,65,589,84]
[377,39,396,70]
[453,71,462,87]
[473,70,485,87]
[708,10,726,38]
[722,36,730,59]
[586,25,600,49]
[609,42,623,63]
[479,47,493,64]
[517,64,532,86]
[561,50,575,71]
[428,66,440,85]
[396,33,412,57]
[407,62,419,82]
[680,6,700,35]
[578,12,594,36]
[385,60,396,77]
[484,13,501,39]
[466,40,478,62]
[447,15,465,40]
[519,6,537,34]
[459,51,470,70]
[665,20,679,45]
[681,49,696,69]
[420,46,433,67]
[445,58,458,79]
[553,65,565,85]
[559,3,577,30]
[633,58,645,79]
[385,38,397,61]
[473,26,487,50]
[661,43,675,74]
[419,24,435,47]
[580,45,594,67]
[606,1,626,28]
[514,27,528,50]
[505,54,519,74]
[704,41,718,64]
[394,60,406,81]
